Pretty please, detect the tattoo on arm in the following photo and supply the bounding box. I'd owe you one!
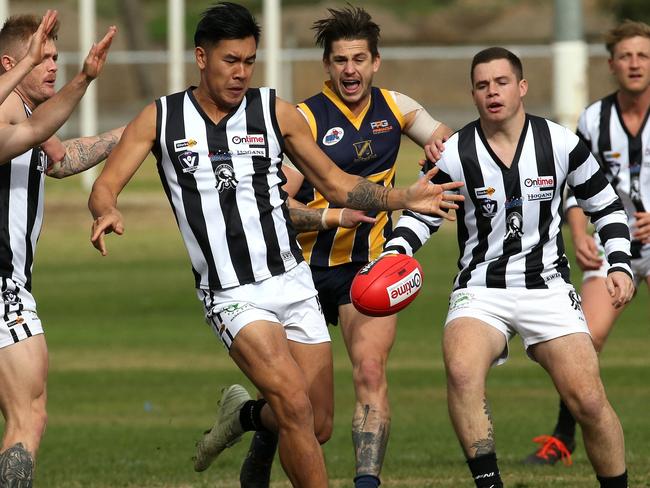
[48,129,121,178]
[470,398,496,457]
[289,207,324,232]
[346,178,390,211]
[0,442,34,486]
[352,404,390,477]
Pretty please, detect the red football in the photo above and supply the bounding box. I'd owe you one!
[350,254,424,316]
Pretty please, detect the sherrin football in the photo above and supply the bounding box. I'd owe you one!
[350,254,424,316]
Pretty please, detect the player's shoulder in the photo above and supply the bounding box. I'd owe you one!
[0,92,29,124]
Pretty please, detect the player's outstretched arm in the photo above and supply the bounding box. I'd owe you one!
[0,25,117,162]
[277,98,464,217]
[89,103,156,256]
[0,10,58,106]
[46,126,125,178]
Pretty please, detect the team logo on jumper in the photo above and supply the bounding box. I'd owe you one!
[370,119,393,134]
[214,163,238,192]
[504,211,523,241]
[475,186,496,198]
[178,150,199,173]
[479,198,498,218]
[209,150,232,163]
[387,268,422,306]
[524,176,554,189]
[568,289,582,312]
[448,291,474,312]
[173,138,198,152]
[604,150,621,161]
[323,127,344,146]
[1,289,19,306]
[231,134,265,146]
[36,149,47,173]
[353,140,376,162]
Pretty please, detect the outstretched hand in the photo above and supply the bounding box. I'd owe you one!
[340,209,376,228]
[606,271,635,309]
[25,10,58,67]
[404,166,464,220]
[82,25,117,80]
[90,210,124,256]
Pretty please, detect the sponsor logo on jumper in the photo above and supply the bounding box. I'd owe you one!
[505,211,523,241]
[359,257,382,275]
[6,316,24,328]
[527,190,554,202]
[323,127,344,146]
[505,196,523,209]
[387,268,422,306]
[475,186,496,198]
[479,198,498,218]
[231,134,265,146]
[178,151,199,173]
[234,148,266,157]
[524,176,554,189]
[214,163,238,192]
[209,150,232,163]
[353,140,376,162]
[280,250,294,262]
[370,119,393,134]
[604,150,621,160]
[173,138,198,152]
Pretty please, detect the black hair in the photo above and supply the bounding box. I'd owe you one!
[194,2,261,48]
[312,4,380,60]
[471,47,523,83]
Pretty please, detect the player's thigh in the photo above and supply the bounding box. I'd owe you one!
[0,334,48,415]
[230,320,308,396]
[530,333,602,399]
[443,317,507,380]
[580,277,624,349]
[338,303,397,367]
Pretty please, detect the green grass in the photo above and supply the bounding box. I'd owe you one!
[7,139,649,486]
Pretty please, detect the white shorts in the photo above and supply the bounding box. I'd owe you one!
[582,239,650,287]
[198,262,330,350]
[445,286,589,365]
[1,280,43,349]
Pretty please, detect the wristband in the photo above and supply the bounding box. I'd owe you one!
[320,208,330,230]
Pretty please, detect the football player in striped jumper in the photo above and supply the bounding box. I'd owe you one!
[87,3,463,487]
[240,6,453,488]
[0,11,117,486]
[384,47,634,488]
[525,20,650,467]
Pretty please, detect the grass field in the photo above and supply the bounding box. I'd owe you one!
[10,140,649,487]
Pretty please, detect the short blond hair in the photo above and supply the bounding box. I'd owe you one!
[605,19,650,56]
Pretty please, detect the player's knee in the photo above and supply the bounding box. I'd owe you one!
[271,388,314,429]
[445,357,483,393]
[353,357,386,392]
[565,388,607,424]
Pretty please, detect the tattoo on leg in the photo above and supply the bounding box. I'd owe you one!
[470,398,496,457]
[0,443,34,487]
[352,404,390,477]
[346,179,390,211]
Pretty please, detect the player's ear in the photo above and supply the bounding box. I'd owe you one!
[195,46,207,69]
[519,78,528,97]
[372,53,381,73]
[1,54,16,72]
